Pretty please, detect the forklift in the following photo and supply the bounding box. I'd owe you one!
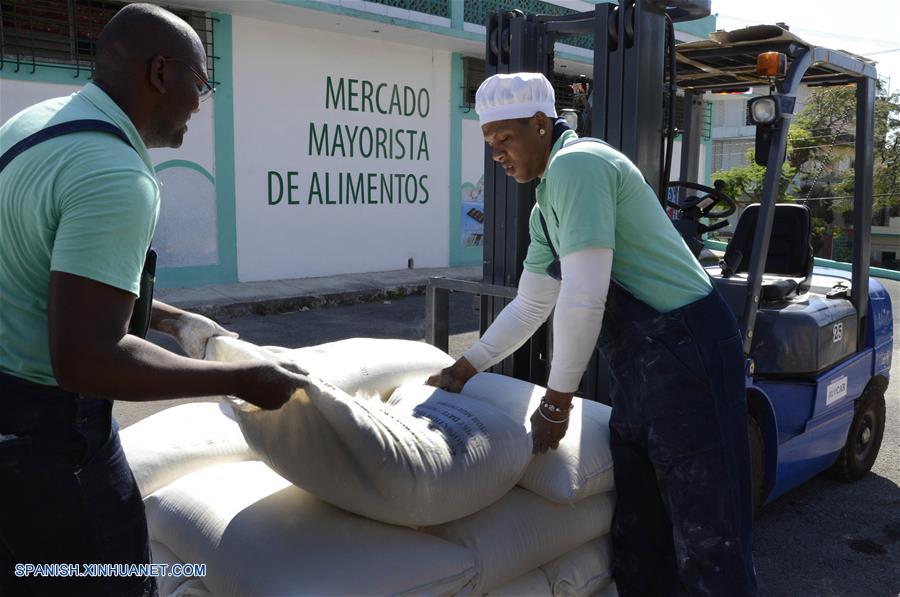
[426,0,892,508]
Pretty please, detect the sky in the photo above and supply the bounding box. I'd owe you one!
[711,0,900,94]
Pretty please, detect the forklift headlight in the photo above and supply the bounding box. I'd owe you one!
[560,109,579,132]
[748,96,779,125]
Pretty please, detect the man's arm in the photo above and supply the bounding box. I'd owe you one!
[531,247,612,453]
[545,247,613,398]
[150,300,238,359]
[427,270,560,391]
[48,272,303,408]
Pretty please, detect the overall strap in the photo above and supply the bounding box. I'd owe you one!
[537,117,572,262]
[538,211,560,263]
[0,119,134,173]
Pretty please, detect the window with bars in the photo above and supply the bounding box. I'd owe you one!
[713,138,755,172]
[0,0,217,83]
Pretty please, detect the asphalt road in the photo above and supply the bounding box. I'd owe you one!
[116,283,900,597]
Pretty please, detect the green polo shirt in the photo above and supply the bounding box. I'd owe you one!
[0,83,159,385]
[524,129,711,312]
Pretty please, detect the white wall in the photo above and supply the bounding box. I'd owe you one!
[232,16,451,281]
[0,78,218,270]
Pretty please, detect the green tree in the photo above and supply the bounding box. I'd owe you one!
[710,145,798,206]
[710,82,900,259]
[794,83,900,216]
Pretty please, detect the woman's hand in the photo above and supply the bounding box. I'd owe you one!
[426,357,478,393]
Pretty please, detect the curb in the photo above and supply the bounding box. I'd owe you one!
[181,283,430,320]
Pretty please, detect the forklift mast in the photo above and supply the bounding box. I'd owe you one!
[481,1,711,401]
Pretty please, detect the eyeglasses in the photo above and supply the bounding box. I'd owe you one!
[164,57,215,102]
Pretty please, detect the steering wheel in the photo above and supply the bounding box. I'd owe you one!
[666,180,737,220]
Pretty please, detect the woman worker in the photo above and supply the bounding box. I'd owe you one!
[428,72,757,597]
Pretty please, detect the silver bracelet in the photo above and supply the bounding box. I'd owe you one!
[540,398,573,414]
[537,407,569,424]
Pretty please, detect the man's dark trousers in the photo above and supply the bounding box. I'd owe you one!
[598,284,758,596]
[0,371,156,596]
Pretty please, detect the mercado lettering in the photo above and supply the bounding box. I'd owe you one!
[325,76,430,118]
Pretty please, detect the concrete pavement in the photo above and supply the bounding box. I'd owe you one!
[156,265,482,319]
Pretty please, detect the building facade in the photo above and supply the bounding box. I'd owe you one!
[0,0,714,287]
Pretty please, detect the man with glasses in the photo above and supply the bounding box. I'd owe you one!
[0,4,307,595]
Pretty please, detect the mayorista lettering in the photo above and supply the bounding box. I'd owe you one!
[309,123,430,161]
[308,172,429,205]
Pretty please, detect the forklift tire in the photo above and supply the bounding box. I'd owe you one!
[748,416,766,514]
[828,387,886,482]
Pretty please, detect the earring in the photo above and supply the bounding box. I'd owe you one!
[539,128,546,136]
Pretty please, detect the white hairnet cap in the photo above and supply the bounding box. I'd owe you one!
[475,72,557,126]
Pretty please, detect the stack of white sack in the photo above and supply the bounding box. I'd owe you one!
[120,337,618,596]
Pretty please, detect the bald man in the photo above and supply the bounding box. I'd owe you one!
[0,5,307,595]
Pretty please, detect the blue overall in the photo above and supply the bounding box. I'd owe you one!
[0,372,156,596]
[597,282,757,596]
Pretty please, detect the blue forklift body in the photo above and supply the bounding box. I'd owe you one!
[749,272,892,503]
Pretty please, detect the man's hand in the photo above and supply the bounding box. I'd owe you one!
[236,361,310,410]
[530,390,573,454]
[159,309,238,359]
[426,357,478,393]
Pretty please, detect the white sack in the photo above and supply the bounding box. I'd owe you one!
[427,487,616,594]
[462,373,615,504]
[150,542,211,597]
[540,535,613,596]
[120,402,253,497]
[484,569,552,596]
[288,338,455,400]
[207,337,531,526]
[595,581,618,597]
[145,461,476,596]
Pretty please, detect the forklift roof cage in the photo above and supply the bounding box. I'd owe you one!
[674,24,877,353]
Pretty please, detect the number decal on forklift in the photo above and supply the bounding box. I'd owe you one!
[826,376,848,406]
[832,322,843,343]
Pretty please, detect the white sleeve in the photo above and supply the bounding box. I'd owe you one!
[463,269,560,371]
[546,247,613,393]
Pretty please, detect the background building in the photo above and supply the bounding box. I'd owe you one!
[1,0,714,288]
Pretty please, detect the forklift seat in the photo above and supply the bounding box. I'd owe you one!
[720,204,814,302]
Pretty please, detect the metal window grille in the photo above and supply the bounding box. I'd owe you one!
[462,55,590,111]
[0,0,218,84]
[364,0,449,18]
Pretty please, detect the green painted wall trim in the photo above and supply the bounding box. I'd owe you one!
[0,62,93,84]
[703,239,900,281]
[273,0,595,65]
[449,52,482,267]
[154,159,215,184]
[275,0,482,42]
[156,12,239,289]
[450,0,464,30]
